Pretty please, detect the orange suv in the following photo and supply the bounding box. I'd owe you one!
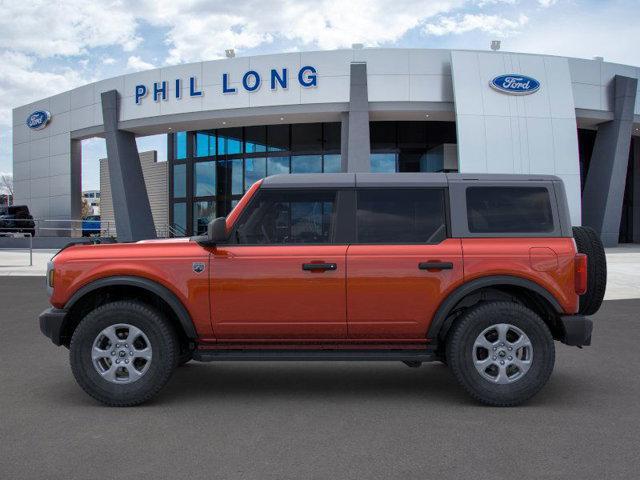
[39,173,606,407]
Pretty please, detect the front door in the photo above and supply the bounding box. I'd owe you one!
[346,188,464,339]
[211,188,347,339]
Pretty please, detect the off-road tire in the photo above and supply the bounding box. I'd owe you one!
[70,300,178,407]
[446,301,555,407]
[572,226,607,315]
[176,348,193,367]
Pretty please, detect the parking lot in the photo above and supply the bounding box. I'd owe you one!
[1,276,639,480]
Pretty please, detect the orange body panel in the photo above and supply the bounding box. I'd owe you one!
[461,238,579,314]
[49,173,579,345]
[209,245,348,339]
[50,238,214,336]
[346,239,464,338]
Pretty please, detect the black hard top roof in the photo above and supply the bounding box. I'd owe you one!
[260,173,561,189]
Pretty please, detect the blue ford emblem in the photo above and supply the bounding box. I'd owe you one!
[192,262,206,274]
[26,110,51,130]
[490,74,540,95]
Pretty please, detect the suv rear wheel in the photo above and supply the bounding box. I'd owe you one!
[446,301,555,406]
[70,300,178,407]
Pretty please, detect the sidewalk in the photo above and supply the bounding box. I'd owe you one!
[0,249,57,276]
[1,245,639,300]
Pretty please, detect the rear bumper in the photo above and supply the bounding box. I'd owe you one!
[559,315,593,346]
[39,307,67,346]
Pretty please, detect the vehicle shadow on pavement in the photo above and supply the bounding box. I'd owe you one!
[152,361,577,407]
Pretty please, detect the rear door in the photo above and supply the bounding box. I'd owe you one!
[211,188,349,339]
[346,188,463,339]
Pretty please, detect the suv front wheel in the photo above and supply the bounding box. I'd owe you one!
[70,300,178,406]
[446,301,555,406]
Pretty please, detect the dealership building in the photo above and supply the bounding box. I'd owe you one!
[11,48,640,246]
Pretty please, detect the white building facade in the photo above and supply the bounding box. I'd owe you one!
[12,48,640,245]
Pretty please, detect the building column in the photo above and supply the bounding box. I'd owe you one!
[343,62,371,173]
[633,139,640,243]
[101,90,156,242]
[582,75,638,247]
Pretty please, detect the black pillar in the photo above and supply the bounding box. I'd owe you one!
[582,75,638,247]
[101,90,156,242]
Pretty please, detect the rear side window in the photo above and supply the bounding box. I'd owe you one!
[466,187,554,233]
[233,189,337,244]
[356,189,447,244]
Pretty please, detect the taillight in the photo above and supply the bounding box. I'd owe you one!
[574,253,588,295]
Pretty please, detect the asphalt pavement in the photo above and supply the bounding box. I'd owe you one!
[1,276,639,480]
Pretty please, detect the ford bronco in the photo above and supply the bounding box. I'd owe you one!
[39,173,606,407]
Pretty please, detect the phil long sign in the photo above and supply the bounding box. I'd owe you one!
[490,74,540,95]
[135,66,318,105]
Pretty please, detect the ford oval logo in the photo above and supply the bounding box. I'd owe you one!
[26,110,51,130]
[490,74,540,95]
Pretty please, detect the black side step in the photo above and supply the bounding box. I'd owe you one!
[193,349,437,362]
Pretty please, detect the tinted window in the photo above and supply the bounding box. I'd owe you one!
[194,161,216,197]
[466,187,554,233]
[233,190,337,244]
[174,131,187,160]
[291,155,322,173]
[193,200,216,235]
[195,131,215,157]
[357,189,446,244]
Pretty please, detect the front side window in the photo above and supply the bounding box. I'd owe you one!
[356,189,446,244]
[233,190,337,245]
[466,187,554,233]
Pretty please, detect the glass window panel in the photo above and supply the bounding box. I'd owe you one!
[233,190,337,244]
[357,189,446,244]
[195,131,215,157]
[230,159,243,195]
[245,157,266,191]
[173,163,186,198]
[370,153,397,173]
[217,127,243,155]
[291,155,322,173]
[174,131,187,160]
[398,121,427,148]
[292,123,322,152]
[267,156,290,175]
[370,122,396,150]
[267,124,289,151]
[193,201,216,236]
[323,123,341,151]
[466,187,554,233]
[194,161,216,197]
[245,126,267,153]
[172,202,187,235]
[323,154,341,173]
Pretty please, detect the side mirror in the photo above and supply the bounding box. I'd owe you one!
[207,216,228,244]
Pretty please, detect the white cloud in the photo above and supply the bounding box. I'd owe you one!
[538,0,558,7]
[507,10,640,66]
[126,56,156,72]
[135,0,465,64]
[102,57,116,65]
[424,13,528,36]
[0,0,141,57]
[0,51,87,125]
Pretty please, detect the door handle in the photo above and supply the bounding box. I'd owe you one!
[302,263,337,271]
[418,261,453,271]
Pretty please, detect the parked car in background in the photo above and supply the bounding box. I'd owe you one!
[0,205,35,236]
[82,215,101,237]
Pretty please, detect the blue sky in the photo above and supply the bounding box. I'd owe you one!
[1,0,639,191]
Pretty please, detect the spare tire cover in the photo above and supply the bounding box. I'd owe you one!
[572,226,607,316]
